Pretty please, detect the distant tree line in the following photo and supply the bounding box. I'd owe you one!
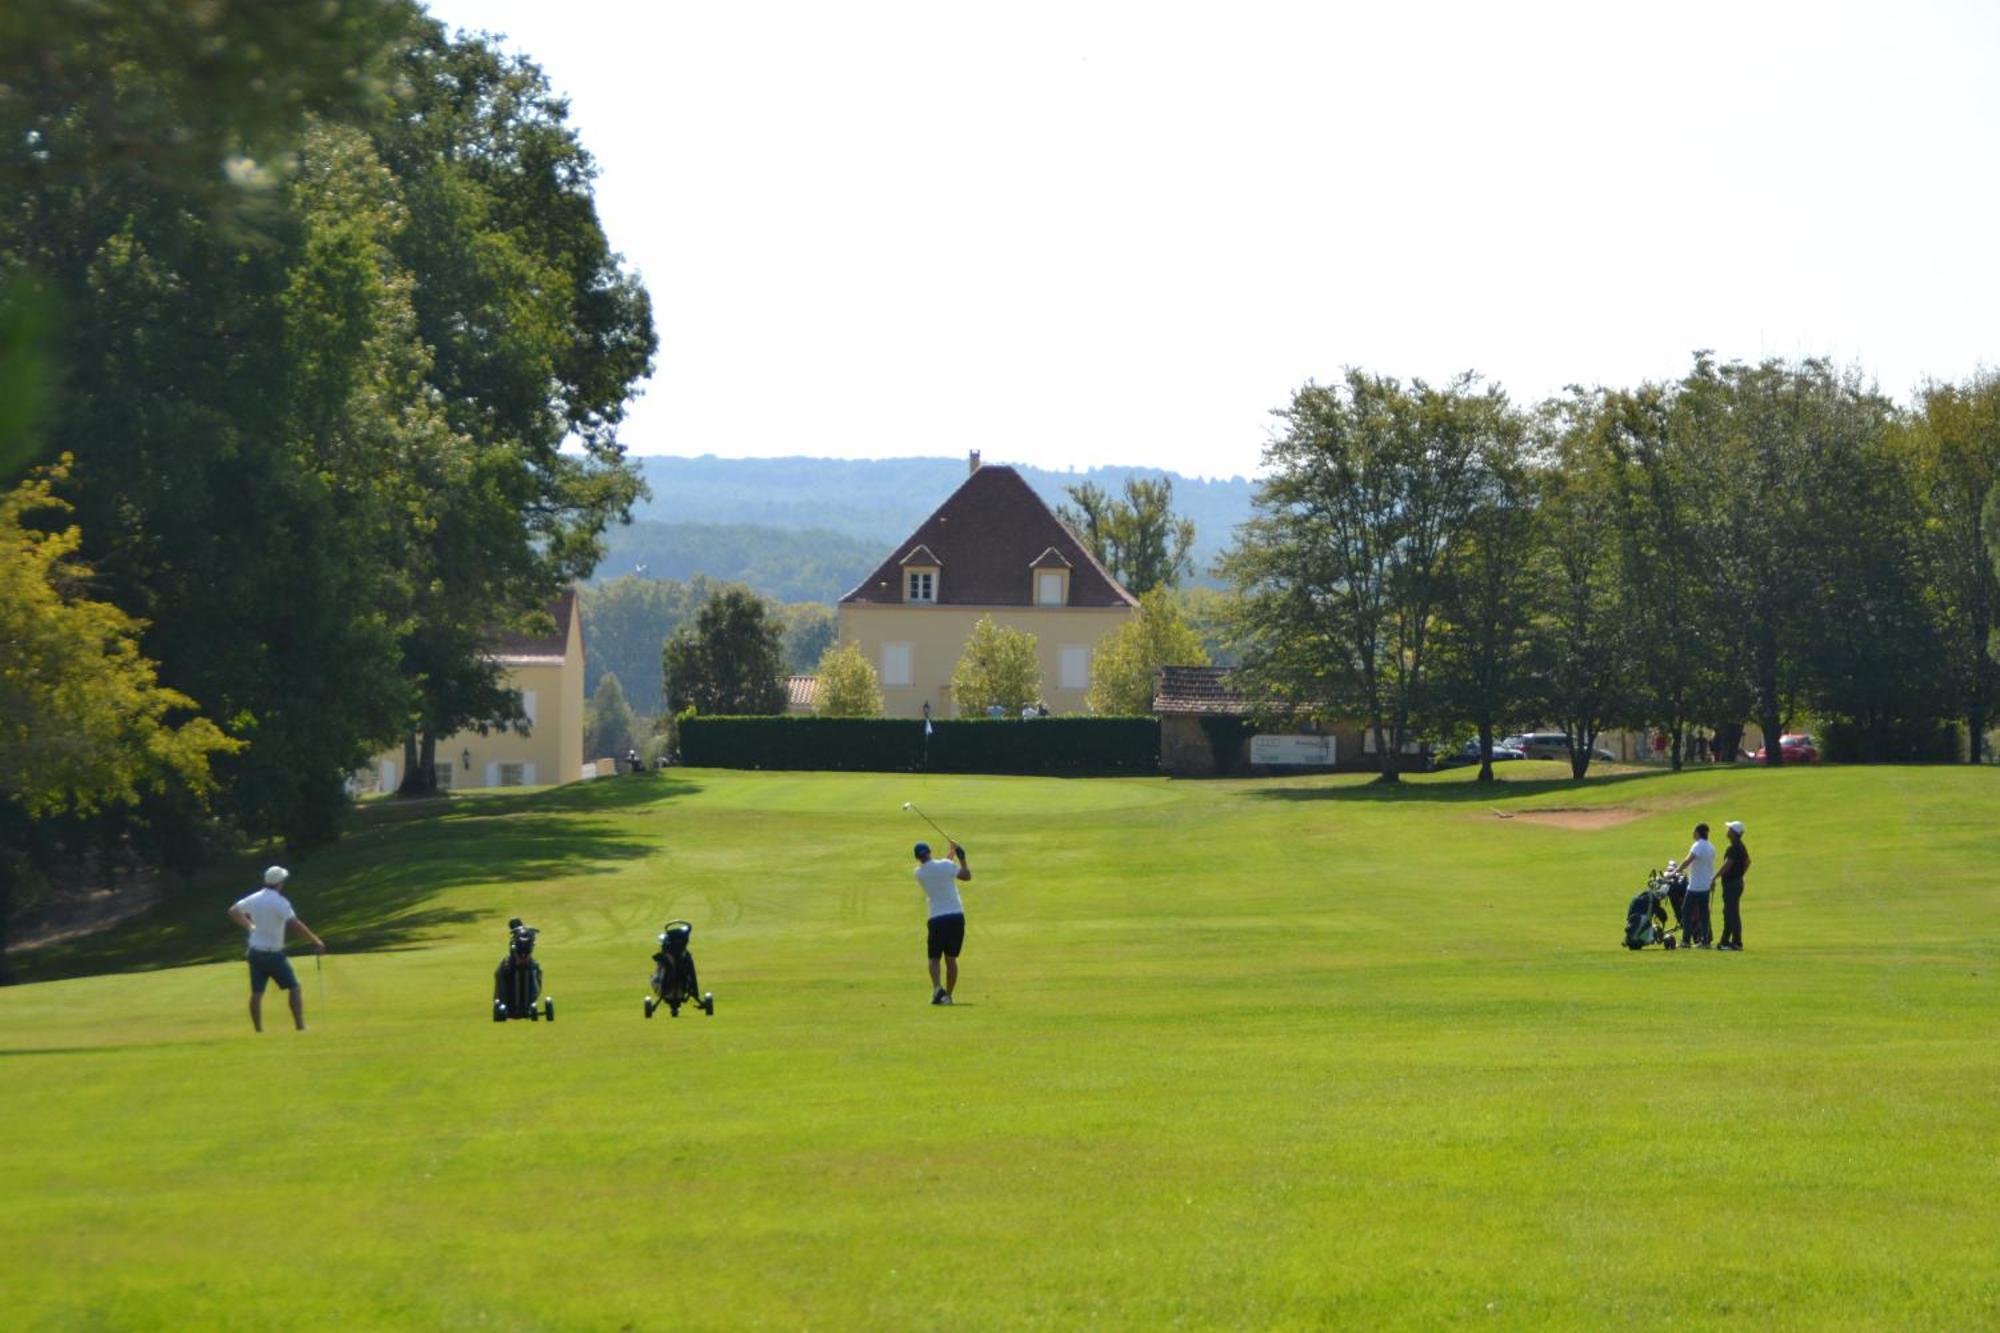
[0,2,652,969]
[1222,360,2000,781]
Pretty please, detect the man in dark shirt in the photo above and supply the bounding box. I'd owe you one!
[1718,820,1751,951]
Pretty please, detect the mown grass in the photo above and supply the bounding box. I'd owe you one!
[1,762,1995,1330]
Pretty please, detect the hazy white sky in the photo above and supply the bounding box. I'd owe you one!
[425,0,2000,479]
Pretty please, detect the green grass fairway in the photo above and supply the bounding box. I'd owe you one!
[3,764,1996,1329]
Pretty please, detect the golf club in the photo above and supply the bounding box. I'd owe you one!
[902,801,962,849]
[315,951,324,1009]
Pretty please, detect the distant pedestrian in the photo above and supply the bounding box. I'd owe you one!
[1673,824,1717,947]
[227,866,326,1031]
[1717,820,1751,950]
[912,840,971,1005]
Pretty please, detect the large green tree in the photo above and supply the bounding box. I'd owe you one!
[663,589,787,716]
[1429,406,1539,781]
[371,21,653,793]
[1057,476,1197,594]
[1223,372,1499,782]
[1905,373,2000,761]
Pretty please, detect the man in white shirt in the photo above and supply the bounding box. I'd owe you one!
[227,866,327,1031]
[913,841,971,1005]
[1674,824,1717,948]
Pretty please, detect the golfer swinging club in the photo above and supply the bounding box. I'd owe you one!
[913,840,970,1005]
[227,866,326,1031]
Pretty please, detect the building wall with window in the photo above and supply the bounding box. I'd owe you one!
[836,458,1137,718]
[364,592,587,792]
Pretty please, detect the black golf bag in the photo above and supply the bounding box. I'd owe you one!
[1623,870,1683,950]
[645,920,714,1018]
[493,918,554,1021]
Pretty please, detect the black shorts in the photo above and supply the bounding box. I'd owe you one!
[247,949,298,993]
[926,913,965,960]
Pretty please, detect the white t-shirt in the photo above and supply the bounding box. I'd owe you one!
[232,887,297,952]
[1683,838,1717,893]
[914,858,965,919]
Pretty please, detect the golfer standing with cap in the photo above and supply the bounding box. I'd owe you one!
[913,840,970,1005]
[1675,824,1718,948]
[1717,820,1751,951]
[228,866,326,1031]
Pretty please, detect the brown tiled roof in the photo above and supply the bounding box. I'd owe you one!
[490,591,577,665]
[1153,665,1254,716]
[840,465,1137,607]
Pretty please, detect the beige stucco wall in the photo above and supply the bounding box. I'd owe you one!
[365,604,586,791]
[839,602,1133,717]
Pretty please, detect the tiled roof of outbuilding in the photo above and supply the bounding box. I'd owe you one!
[1152,665,1253,717]
[840,466,1137,608]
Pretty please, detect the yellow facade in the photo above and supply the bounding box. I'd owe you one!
[838,602,1133,718]
[365,596,587,792]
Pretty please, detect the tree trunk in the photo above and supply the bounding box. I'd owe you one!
[1669,726,1684,772]
[1968,708,1986,765]
[419,732,439,792]
[1755,628,1784,768]
[0,854,15,986]
[1371,716,1400,784]
[1714,722,1744,765]
[1476,719,1495,784]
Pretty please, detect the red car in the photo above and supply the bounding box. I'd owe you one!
[1753,733,1819,763]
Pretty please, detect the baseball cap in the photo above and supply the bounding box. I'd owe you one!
[914,842,930,859]
[264,865,289,886]
[1725,820,1744,835]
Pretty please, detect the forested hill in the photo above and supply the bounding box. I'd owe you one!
[601,456,1258,598]
[628,455,1258,547]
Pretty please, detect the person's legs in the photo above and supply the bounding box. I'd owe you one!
[1696,892,1714,945]
[247,956,270,1030]
[286,981,306,1030]
[928,954,943,996]
[1720,881,1743,948]
[944,953,959,997]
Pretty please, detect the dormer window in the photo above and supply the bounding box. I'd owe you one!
[1030,547,1072,606]
[900,544,942,604]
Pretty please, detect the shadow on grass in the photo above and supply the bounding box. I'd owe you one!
[13,775,702,985]
[1247,766,1699,804]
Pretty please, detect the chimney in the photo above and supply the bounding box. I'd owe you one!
[968,449,981,476]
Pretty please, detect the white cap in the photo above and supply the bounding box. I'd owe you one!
[1725,821,1744,835]
[264,865,290,886]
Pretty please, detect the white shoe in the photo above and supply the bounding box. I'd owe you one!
[938,992,953,1005]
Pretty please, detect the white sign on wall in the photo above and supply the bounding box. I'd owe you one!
[1249,734,1336,766]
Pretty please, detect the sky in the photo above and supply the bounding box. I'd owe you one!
[423,0,2000,479]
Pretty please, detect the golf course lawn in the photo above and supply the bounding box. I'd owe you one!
[3,763,1995,1330]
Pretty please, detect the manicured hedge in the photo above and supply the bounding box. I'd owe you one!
[679,715,1159,774]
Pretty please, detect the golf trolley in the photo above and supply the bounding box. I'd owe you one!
[493,918,555,1021]
[1623,864,1687,951]
[644,920,714,1018]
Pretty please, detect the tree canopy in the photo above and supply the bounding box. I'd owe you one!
[1057,476,1197,594]
[950,617,1043,715]
[663,589,788,716]
[1087,589,1209,715]
[814,642,884,718]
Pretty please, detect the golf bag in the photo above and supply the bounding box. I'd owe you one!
[645,920,714,1018]
[493,918,554,1021]
[1623,868,1684,950]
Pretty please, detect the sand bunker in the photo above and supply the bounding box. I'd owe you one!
[1496,807,1644,830]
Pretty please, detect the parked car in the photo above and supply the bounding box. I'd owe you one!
[1434,739,1527,769]
[1501,732,1619,762]
[1753,733,1819,763]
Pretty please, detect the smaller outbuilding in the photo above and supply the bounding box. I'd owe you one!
[1153,666,1364,776]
